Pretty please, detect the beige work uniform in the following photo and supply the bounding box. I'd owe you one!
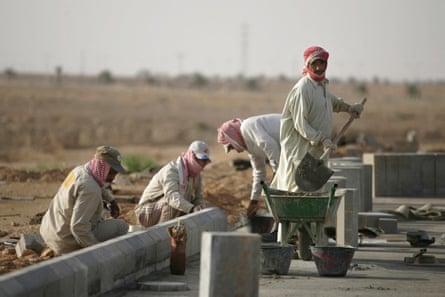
[134,158,205,227]
[40,164,128,255]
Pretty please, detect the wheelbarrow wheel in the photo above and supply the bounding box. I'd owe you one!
[298,227,313,261]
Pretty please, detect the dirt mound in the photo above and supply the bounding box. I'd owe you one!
[0,167,71,183]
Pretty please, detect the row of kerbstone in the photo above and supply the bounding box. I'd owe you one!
[363,152,445,197]
[0,207,227,297]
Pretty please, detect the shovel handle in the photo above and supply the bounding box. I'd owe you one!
[320,97,368,160]
[334,97,367,143]
[321,97,367,160]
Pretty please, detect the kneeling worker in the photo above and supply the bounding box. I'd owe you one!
[40,145,129,255]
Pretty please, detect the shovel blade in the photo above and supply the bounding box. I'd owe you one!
[295,152,334,192]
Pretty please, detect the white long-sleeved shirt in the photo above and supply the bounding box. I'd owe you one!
[240,113,281,200]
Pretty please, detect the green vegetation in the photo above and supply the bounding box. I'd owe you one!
[123,154,159,173]
[98,70,114,84]
[406,83,421,98]
[4,67,17,79]
[191,72,208,87]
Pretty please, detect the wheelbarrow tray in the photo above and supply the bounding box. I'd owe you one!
[266,188,346,223]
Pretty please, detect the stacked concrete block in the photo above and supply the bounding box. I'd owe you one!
[329,160,372,212]
[0,207,227,297]
[358,212,397,229]
[200,232,260,297]
[437,154,445,196]
[378,218,398,234]
[335,189,359,247]
[363,153,445,197]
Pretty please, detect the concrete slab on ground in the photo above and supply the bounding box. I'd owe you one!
[114,205,445,297]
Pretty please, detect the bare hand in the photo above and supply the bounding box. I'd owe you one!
[247,200,259,219]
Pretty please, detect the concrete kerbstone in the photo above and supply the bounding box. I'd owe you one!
[145,225,170,270]
[0,277,26,297]
[132,231,157,267]
[0,207,227,297]
[184,218,200,255]
[200,232,260,297]
[121,234,149,271]
[111,239,137,279]
[47,256,88,297]
[73,249,107,296]
[18,265,59,296]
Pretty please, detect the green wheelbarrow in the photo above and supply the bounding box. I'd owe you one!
[261,182,345,260]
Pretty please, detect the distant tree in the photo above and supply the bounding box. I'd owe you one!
[191,72,208,87]
[4,67,17,80]
[406,83,421,99]
[245,77,259,90]
[55,66,63,84]
[98,70,114,84]
[355,82,368,95]
[137,70,157,85]
[278,74,288,81]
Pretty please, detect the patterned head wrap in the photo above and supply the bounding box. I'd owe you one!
[88,157,111,187]
[216,119,246,152]
[180,149,205,178]
[302,46,329,82]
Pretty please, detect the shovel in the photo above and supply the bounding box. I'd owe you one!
[295,98,367,192]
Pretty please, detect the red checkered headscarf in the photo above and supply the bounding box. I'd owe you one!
[302,46,329,82]
[88,158,111,187]
[217,119,246,152]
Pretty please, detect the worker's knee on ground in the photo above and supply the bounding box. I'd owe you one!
[94,219,129,241]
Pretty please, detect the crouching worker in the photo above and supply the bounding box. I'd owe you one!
[135,140,211,227]
[40,145,129,255]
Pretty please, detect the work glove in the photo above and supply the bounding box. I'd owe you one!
[348,103,364,118]
[322,138,337,152]
[247,200,259,219]
[109,200,120,218]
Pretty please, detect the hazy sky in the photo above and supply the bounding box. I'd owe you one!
[1,0,444,81]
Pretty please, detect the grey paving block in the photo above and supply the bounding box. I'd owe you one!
[183,218,200,256]
[0,277,26,297]
[132,232,157,266]
[112,238,137,279]
[47,257,88,297]
[15,233,45,257]
[122,234,149,271]
[200,232,260,297]
[13,265,55,297]
[72,248,110,296]
[365,153,444,197]
[379,218,398,234]
[145,226,170,268]
[435,153,445,196]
